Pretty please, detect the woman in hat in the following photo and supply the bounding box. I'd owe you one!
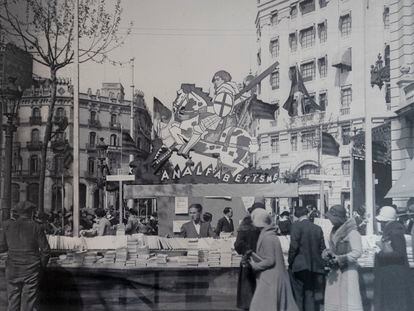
[234,202,264,310]
[374,206,411,311]
[323,204,363,311]
[248,208,298,311]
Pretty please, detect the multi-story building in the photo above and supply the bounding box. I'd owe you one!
[255,0,391,211]
[387,0,414,211]
[11,80,152,212]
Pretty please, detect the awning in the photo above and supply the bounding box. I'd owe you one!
[332,48,352,71]
[124,183,298,199]
[385,157,414,198]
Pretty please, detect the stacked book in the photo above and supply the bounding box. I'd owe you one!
[127,240,139,261]
[187,238,199,250]
[136,254,151,267]
[103,250,116,265]
[83,252,99,265]
[156,253,168,265]
[220,249,232,267]
[115,248,127,266]
[199,250,209,263]
[231,252,242,267]
[207,250,221,267]
[186,250,199,266]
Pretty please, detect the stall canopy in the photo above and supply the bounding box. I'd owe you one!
[125,183,298,199]
[385,157,414,198]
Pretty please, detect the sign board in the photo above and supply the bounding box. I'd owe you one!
[175,197,189,214]
[307,174,340,182]
[106,174,135,182]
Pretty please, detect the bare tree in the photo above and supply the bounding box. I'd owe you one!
[0,0,130,211]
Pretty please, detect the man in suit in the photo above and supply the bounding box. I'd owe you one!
[180,204,215,238]
[288,206,326,311]
[215,207,234,236]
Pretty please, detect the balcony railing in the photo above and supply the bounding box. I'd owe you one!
[51,139,69,153]
[340,107,350,115]
[26,141,43,151]
[88,119,101,129]
[290,111,325,128]
[109,122,121,130]
[12,169,40,178]
[85,143,97,152]
[30,116,42,125]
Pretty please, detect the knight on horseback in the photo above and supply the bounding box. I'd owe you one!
[177,70,246,158]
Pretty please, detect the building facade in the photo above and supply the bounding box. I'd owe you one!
[255,0,391,211]
[388,0,414,211]
[11,80,152,212]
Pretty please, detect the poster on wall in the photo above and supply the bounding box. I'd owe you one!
[241,196,255,211]
[175,197,189,214]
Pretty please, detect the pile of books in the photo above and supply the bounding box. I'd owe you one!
[220,249,232,267]
[156,253,168,265]
[83,252,99,265]
[103,250,116,265]
[207,250,221,267]
[186,250,199,266]
[115,248,127,266]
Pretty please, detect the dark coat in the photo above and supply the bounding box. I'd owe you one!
[180,221,215,238]
[0,217,51,278]
[288,219,326,274]
[234,215,261,310]
[374,221,412,311]
[215,216,234,235]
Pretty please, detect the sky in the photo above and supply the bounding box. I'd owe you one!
[35,0,258,111]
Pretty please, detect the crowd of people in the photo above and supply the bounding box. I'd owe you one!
[234,202,414,311]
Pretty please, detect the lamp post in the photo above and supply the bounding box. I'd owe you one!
[1,77,23,221]
[96,137,108,210]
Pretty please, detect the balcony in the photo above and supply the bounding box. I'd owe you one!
[290,111,325,128]
[109,122,121,130]
[88,119,101,129]
[53,115,68,130]
[85,143,97,152]
[12,169,40,179]
[26,141,43,151]
[340,107,350,116]
[30,116,42,126]
[51,139,69,153]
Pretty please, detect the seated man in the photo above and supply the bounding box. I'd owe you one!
[180,204,215,238]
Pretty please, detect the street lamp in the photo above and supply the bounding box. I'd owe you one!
[96,137,108,210]
[1,77,23,221]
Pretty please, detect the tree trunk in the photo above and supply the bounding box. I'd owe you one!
[38,68,58,212]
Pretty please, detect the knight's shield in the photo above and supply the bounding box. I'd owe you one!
[213,92,234,117]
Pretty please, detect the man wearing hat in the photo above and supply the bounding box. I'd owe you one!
[0,201,51,310]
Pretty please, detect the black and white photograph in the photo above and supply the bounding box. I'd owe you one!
[0,0,414,310]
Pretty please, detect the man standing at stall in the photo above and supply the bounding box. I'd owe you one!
[180,204,215,238]
[288,206,326,311]
[0,201,51,311]
[215,207,234,236]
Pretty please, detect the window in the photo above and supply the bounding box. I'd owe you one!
[298,164,318,179]
[341,124,351,145]
[304,93,316,114]
[319,92,327,111]
[32,107,41,117]
[289,33,297,52]
[301,61,316,82]
[300,27,315,48]
[383,7,389,29]
[301,130,316,150]
[291,132,298,151]
[319,0,327,8]
[87,157,95,175]
[270,135,279,153]
[54,156,64,174]
[270,71,280,90]
[111,114,117,125]
[12,184,20,204]
[30,155,39,175]
[270,38,279,58]
[384,45,390,68]
[385,83,391,106]
[56,107,65,117]
[257,50,261,66]
[31,129,40,142]
[290,5,298,18]
[271,11,278,25]
[27,183,39,206]
[318,57,327,78]
[110,134,117,146]
[318,22,327,43]
[89,132,96,147]
[342,160,350,175]
[90,110,96,121]
[300,0,315,15]
[340,86,352,115]
[340,14,352,37]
